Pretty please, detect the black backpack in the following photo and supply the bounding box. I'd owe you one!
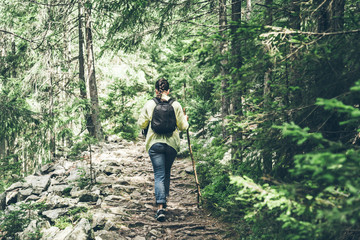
[151,97,177,135]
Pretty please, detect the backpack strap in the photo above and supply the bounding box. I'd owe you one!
[153,97,160,104]
[152,97,175,104]
[168,98,175,105]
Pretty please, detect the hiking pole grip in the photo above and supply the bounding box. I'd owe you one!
[184,108,202,207]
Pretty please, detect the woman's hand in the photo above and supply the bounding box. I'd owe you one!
[183,108,189,121]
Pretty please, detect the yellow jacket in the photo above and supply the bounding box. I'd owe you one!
[138,94,189,153]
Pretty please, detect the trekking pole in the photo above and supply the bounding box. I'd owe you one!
[184,108,202,207]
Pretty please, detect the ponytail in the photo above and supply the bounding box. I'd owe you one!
[155,78,170,99]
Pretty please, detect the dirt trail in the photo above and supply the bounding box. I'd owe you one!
[91,137,234,240]
[1,136,236,240]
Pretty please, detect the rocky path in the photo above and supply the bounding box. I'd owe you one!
[0,136,234,239]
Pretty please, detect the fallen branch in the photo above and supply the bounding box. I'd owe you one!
[125,221,202,228]
[175,225,206,232]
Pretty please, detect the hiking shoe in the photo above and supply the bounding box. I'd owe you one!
[155,209,166,222]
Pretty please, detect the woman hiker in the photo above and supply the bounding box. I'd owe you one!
[138,78,189,221]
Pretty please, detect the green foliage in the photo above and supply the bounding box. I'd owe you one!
[54,206,89,230]
[1,0,360,239]
[68,135,97,158]
[101,78,142,140]
[274,122,323,146]
[187,98,212,132]
[54,216,72,230]
[0,84,48,188]
[229,82,360,239]
[68,206,88,216]
[230,175,318,240]
[0,155,22,191]
[0,90,33,142]
[25,229,42,240]
[62,187,72,197]
[0,202,45,239]
[68,206,89,222]
[0,206,30,239]
[68,141,89,158]
[67,135,97,188]
[75,168,92,189]
[194,135,243,223]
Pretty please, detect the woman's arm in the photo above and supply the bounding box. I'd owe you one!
[174,102,189,131]
[138,101,152,129]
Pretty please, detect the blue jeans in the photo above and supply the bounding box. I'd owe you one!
[148,143,177,205]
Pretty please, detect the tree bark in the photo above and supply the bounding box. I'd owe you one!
[230,0,242,99]
[330,0,345,31]
[47,4,55,161]
[78,0,95,137]
[315,0,344,32]
[315,0,336,33]
[0,32,3,78]
[286,0,301,110]
[49,59,55,160]
[289,0,300,30]
[230,0,242,161]
[262,0,275,174]
[85,1,103,141]
[0,29,9,82]
[263,0,273,108]
[11,35,16,78]
[246,0,252,21]
[219,0,229,138]
[63,11,73,150]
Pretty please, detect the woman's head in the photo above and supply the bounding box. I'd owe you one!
[155,78,170,97]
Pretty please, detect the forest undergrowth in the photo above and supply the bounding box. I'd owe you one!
[1,0,360,239]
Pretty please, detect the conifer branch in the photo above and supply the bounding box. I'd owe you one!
[262,26,360,37]
[0,29,34,43]
[310,0,328,16]
[25,0,73,7]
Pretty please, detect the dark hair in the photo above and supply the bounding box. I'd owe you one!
[155,78,169,98]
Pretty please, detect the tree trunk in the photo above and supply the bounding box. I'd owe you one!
[0,30,9,82]
[0,32,3,78]
[288,0,301,106]
[11,35,16,78]
[263,0,273,108]
[316,0,329,33]
[78,0,96,137]
[265,0,273,25]
[230,0,242,161]
[315,0,344,32]
[263,0,273,106]
[246,0,252,21]
[330,0,345,31]
[63,11,73,151]
[0,139,4,159]
[49,63,55,160]
[46,3,56,161]
[289,0,300,30]
[262,0,275,174]
[219,0,229,138]
[85,1,103,141]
